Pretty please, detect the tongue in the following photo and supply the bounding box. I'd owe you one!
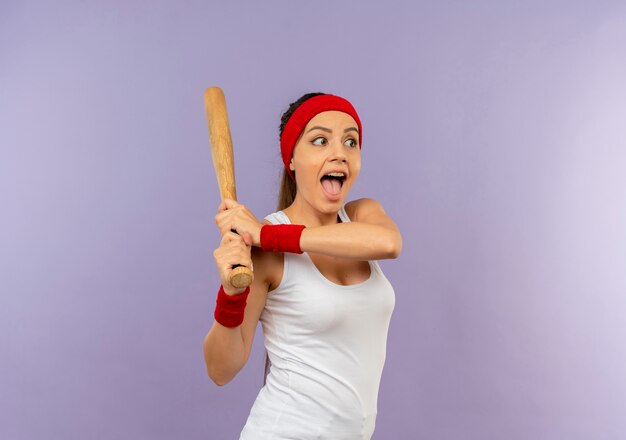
[321,178,341,195]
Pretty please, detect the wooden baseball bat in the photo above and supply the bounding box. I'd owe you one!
[204,86,253,289]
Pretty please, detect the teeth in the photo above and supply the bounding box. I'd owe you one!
[326,172,345,177]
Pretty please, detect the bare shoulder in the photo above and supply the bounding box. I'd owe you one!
[344,198,388,222]
[345,198,400,234]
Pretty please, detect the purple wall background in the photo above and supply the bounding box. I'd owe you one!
[2,1,626,439]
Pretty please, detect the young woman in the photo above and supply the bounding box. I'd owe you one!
[203,93,402,439]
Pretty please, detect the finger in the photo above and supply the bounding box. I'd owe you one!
[218,199,239,213]
[214,248,251,272]
[218,200,227,213]
[215,209,231,223]
[226,252,252,270]
[242,231,252,247]
[216,215,238,236]
[221,198,239,210]
[220,230,242,245]
[216,247,252,270]
[215,210,237,231]
[219,224,235,237]
[220,236,251,256]
[225,240,250,256]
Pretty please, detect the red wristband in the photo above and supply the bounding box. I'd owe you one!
[214,285,250,327]
[260,224,306,253]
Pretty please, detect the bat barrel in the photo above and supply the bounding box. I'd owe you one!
[204,87,238,201]
[204,86,253,289]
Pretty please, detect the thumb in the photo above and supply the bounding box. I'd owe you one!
[223,198,239,209]
[218,198,238,213]
[242,231,252,247]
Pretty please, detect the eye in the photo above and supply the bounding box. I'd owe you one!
[344,138,358,148]
[312,136,327,146]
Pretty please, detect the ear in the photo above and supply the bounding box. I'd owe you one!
[289,159,295,171]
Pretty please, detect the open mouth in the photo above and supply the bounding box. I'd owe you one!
[320,172,346,199]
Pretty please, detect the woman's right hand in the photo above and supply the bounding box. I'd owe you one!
[213,231,253,295]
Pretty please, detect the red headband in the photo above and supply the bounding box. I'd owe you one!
[280,94,362,180]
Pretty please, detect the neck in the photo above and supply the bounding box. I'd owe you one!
[283,193,341,227]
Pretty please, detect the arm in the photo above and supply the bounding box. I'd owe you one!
[213,198,401,262]
[300,198,402,260]
[203,243,270,386]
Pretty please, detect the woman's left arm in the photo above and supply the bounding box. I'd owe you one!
[300,198,402,260]
[215,198,402,261]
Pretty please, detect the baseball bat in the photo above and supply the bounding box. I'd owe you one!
[204,86,254,289]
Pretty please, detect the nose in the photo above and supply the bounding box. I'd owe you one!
[328,139,347,162]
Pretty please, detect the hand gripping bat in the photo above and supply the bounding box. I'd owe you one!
[204,87,254,289]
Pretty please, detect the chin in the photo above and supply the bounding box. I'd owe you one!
[319,193,348,212]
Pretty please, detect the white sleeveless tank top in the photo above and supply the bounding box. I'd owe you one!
[239,205,396,440]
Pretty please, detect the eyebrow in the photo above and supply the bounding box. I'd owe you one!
[306,126,359,134]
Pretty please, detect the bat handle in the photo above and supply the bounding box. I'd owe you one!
[229,229,254,289]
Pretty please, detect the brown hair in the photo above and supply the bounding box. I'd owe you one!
[277,169,297,211]
[276,92,325,210]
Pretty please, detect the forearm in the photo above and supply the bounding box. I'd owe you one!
[203,323,246,386]
[299,222,402,260]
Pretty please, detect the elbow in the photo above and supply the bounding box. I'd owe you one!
[207,363,237,387]
[204,336,238,387]
[208,371,231,387]
[206,355,243,386]
[385,233,402,259]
